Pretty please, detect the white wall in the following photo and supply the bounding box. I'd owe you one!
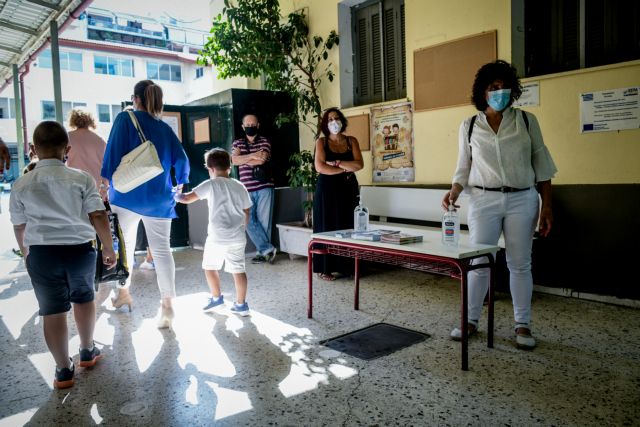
[0,46,215,142]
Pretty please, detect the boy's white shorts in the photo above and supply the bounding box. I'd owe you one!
[202,240,246,273]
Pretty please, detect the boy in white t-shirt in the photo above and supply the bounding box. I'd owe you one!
[175,148,253,316]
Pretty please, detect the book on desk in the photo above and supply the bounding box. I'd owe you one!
[380,232,423,245]
[334,229,421,244]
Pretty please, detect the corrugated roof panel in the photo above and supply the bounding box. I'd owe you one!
[0,0,83,81]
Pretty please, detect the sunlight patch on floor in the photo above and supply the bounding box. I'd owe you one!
[185,374,199,405]
[207,382,252,421]
[93,312,115,347]
[173,293,236,377]
[90,403,103,424]
[0,407,37,426]
[246,311,356,398]
[131,317,164,374]
[28,351,54,390]
[0,288,39,339]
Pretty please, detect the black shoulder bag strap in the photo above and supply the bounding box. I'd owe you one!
[467,110,529,162]
[467,115,478,162]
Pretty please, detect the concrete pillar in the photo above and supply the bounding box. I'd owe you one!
[50,20,63,124]
[12,64,25,174]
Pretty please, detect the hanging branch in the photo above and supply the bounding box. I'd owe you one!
[198,0,339,137]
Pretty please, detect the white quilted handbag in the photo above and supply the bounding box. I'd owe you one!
[112,111,164,193]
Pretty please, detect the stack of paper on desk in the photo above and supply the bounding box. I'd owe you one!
[335,229,400,241]
[380,232,423,245]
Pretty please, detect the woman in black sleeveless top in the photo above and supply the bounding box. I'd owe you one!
[313,108,364,281]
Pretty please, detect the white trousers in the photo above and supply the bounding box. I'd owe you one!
[467,187,539,325]
[111,205,176,299]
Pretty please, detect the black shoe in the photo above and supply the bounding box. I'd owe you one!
[79,345,102,367]
[54,359,75,389]
[251,255,266,264]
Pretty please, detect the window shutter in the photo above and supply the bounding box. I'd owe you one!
[353,0,406,106]
[382,0,406,100]
[354,3,383,105]
[356,14,369,99]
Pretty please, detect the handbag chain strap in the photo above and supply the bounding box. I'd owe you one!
[127,111,149,145]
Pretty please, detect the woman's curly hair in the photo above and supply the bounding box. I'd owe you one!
[68,109,96,129]
[471,60,522,111]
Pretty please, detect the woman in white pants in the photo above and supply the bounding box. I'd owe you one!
[442,60,557,349]
[100,80,190,328]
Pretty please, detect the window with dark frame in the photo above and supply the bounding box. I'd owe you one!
[0,97,15,119]
[94,55,134,77]
[41,101,86,120]
[352,0,406,106]
[147,61,182,82]
[97,104,111,122]
[513,0,640,78]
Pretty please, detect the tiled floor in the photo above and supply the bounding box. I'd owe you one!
[0,192,638,427]
[1,234,639,426]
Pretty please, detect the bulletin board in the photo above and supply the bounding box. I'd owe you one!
[413,30,497,112]
[193,117,210,144]
[161,111,182,142]
[346,113,370,151]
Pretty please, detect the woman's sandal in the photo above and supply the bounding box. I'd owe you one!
[450,321,478,341]
[515,325,536,349]
[317,273,336,281]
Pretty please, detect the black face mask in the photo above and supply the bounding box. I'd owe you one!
[244,126,258,137]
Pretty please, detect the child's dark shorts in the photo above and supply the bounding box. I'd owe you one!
[26,242,97,316]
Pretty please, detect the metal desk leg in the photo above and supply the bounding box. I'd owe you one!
[354,256,360,310]
[488,255,494,348]
[461,273,469,371]
[307,244,313,318]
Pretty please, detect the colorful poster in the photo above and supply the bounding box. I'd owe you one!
[371,102,414,182]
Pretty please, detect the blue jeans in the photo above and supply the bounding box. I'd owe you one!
[247,187,275,255]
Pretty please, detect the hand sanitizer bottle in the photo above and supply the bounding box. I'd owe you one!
[442,204,459,246]
[354,197,369,232]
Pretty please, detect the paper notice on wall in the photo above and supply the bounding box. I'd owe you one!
[580,86,640,133]
[193,117,210,144]
[161,112,181,142]
[513,82,539,107]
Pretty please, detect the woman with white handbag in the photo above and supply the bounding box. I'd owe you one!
[100,80,190,329]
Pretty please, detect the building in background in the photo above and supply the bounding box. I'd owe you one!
[0,5,215,163]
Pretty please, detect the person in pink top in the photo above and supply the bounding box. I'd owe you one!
[66,109,106,185]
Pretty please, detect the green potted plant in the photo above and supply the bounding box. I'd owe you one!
[286,150,318,228]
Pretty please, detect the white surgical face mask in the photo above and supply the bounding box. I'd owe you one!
[328,120,342,135]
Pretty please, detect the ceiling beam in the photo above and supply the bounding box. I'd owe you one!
[0,44,22,54]
[0,20,39,36]
[24,0,61,11]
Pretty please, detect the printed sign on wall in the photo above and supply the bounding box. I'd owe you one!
[371,102,414,182]
[580,86,639,133]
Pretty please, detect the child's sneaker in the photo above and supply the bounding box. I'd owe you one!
[203,295,225,312]
[54,359,75,389]
[79,344,102,367]
[139,260,155,270]
[230,302,250,317]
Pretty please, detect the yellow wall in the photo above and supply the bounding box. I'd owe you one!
[282,0,640,185]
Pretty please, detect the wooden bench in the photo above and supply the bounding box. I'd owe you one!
[359,185,506,248]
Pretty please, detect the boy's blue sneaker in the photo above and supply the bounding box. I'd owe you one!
[54,359,75,389]
[79,344,102,368]
[203,295,225,312]
[230,302,250,317]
